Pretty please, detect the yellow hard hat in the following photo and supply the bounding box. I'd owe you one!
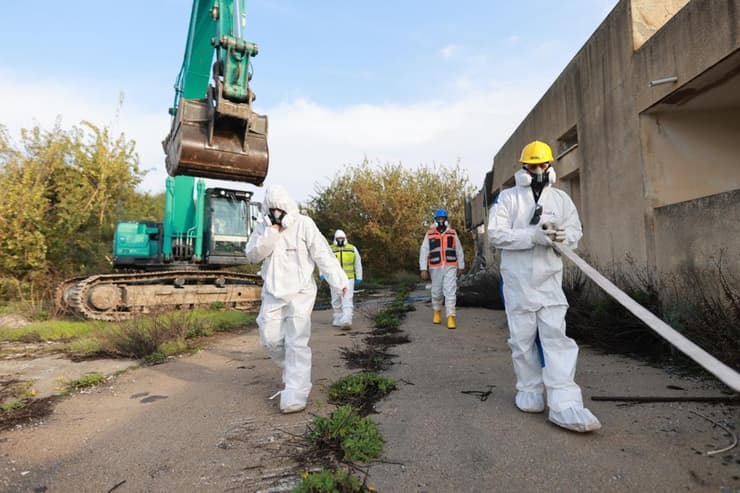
[519,140,554,164]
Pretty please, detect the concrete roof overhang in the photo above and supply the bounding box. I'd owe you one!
[643,48,740,114]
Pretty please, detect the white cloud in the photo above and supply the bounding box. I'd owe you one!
[262,84,543,203]
[507,35,520,44]
[0,70,170,193]
[439,44,458,60]
[0,68,545,205]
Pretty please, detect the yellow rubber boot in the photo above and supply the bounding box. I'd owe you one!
[433,310,442,324]
[447,315,456,330]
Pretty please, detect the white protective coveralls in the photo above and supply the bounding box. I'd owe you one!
[487,168,601,432]
[419,226,465,317]
[330,230,363,327]
[245,186,349,412]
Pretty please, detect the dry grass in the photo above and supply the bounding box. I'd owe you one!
[564,254,740,373]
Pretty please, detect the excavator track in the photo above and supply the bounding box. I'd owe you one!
[58,271,262,321]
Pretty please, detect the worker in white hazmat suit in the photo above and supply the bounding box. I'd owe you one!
[245,185,349,414]
[329,229,363,330]
[487,140,601,432]
[419,208,465,329]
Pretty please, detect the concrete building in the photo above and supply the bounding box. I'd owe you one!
[466,0,740,287]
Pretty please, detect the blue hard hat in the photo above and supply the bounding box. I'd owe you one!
[434,208,448,218]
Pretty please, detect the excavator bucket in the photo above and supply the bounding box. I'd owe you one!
[163,97,269,185]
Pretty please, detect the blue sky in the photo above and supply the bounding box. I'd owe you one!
[0,0,617,203]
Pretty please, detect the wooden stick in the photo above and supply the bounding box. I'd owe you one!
[591,395,740,403]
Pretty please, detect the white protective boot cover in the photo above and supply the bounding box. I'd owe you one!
[515,391,545,413]
[549,406,602,432]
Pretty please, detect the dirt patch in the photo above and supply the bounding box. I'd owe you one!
[0,341,66,360]
[0,378,31,403]
[370,325,402,336]
[366,333,410,347]
[0,397,56,432]
[0,352,137,404]
[339,345,396,373]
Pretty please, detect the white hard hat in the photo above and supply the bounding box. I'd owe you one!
[334,229,346,240]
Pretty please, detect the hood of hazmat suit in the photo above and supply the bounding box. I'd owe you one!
[246,185,348,299]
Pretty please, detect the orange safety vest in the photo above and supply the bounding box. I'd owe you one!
[427,227,458,267]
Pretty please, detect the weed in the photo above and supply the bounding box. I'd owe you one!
[61,309,255,360]
[0,379,36,404]
[293,468,370,493]
[67,372,106,390]
[96,311,191,359]
[210,301,226,310]
[187,323,213,339]
[373,312,400,330]
[306,405,383,463]
[329,372,397,414]
[0,396,57,431]
[1,401,25,412]
[141,352,167,366]
[371,288,414,331]
[159,339,188,356]
[65,337,101,357]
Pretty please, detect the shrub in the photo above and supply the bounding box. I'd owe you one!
[564,255,740,372]
[328,372,396,412]
[293,468,368,493]
[307,406,383,463]
[67,372,106,390]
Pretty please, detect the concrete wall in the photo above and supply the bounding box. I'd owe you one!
[654,189,740,277]
[641,108,740,208]
[477,0,740,285]
[630,0,690,50]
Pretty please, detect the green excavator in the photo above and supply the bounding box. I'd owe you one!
[57,0,268,321]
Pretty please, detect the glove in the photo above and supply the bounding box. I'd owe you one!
[543,222,566,243]
[532,227,553,246]
[319,274,326,282]
[354,279,362,288]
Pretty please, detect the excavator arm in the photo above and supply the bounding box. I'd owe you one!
[163,0,269,184]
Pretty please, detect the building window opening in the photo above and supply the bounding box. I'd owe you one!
[556,125,579,160]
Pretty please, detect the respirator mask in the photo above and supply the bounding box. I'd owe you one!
[267,208,285,226]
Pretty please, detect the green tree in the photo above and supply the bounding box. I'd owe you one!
[0,120,157,304]
[305,160,474,276]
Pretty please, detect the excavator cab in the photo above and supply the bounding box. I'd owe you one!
[163,0,269,185]
[203,188,258,264]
